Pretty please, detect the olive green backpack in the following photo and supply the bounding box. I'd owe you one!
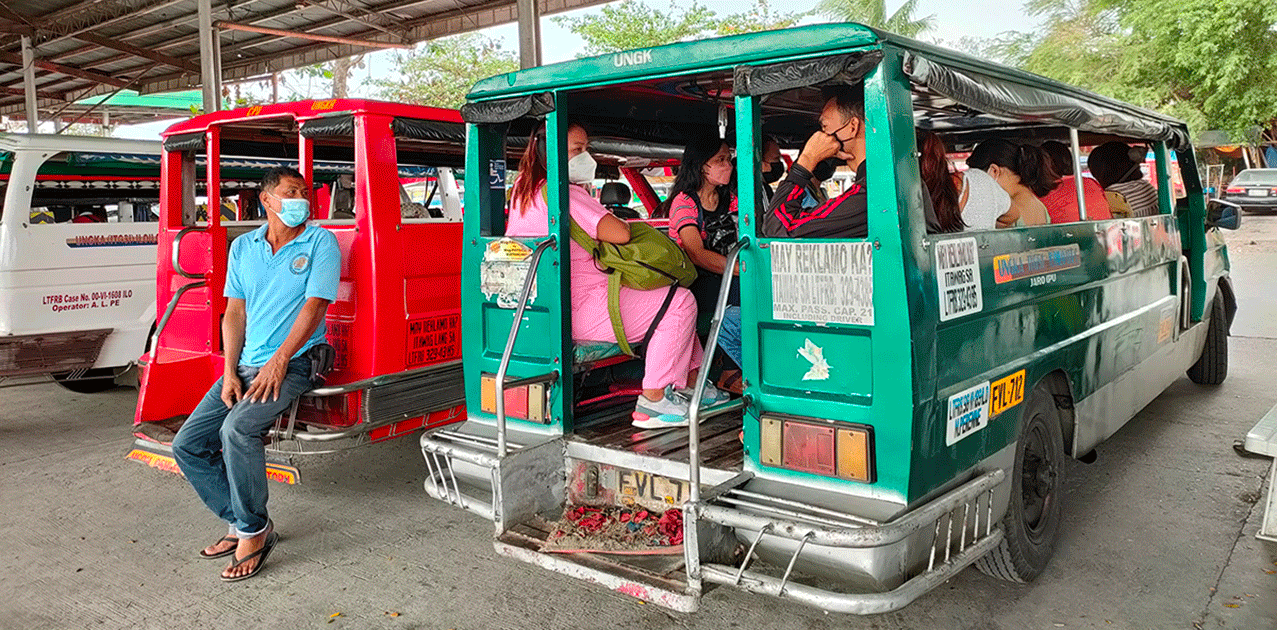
[566,217,697,357]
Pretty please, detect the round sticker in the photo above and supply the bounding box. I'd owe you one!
[291,253,310,275]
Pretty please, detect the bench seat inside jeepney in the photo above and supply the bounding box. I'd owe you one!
[573,341,626,372]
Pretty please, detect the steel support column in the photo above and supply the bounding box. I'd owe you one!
[20,35,37,132]
[198,0,221,113]
[516,0,541,69]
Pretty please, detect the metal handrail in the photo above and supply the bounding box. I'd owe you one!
[495,236,558,457]
[172,226,207,280]
[688,239,747,504]
[151,280,207,350]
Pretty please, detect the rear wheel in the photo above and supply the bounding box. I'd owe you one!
[52,367,119,393]
[1186,296,1228,385]
[976,387,1064,583]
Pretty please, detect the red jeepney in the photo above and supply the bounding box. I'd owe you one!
[128,100,468,483]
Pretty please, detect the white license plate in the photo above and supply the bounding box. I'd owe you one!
[1247,189,1268,197]
[618,469,689,506]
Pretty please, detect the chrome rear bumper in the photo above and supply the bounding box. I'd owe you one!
[688,469,1007,614]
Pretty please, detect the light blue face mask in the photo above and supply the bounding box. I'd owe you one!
[270,194,310,227]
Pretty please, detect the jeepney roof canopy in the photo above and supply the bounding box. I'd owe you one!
[463,23,1191,151]
[159,98,471,168]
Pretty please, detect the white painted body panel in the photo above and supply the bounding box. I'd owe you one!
[0,134,161,372]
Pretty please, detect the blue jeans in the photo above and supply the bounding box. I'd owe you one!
[171,357,311,537]
[716,306,743,369]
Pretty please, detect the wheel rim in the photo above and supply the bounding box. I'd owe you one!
[1020,416,1057,542]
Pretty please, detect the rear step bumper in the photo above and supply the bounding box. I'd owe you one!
[126,437,303,485]
[689,469,1006,614]
[419,420,547,520]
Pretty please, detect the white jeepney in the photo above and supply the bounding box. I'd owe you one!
[0,134,161,392]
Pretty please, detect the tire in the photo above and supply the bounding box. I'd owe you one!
[1186,296,1228,385]
[51,367,119,393]
[976,387,1065,583]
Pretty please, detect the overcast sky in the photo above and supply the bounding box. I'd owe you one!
[115,0,1037,139]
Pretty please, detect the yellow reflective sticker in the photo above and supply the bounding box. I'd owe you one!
[990,370,1026,417]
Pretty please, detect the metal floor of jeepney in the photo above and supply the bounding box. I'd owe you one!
[570,397,745,472]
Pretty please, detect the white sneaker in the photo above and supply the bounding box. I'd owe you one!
[678,382,731,407]
[632,387,691,429]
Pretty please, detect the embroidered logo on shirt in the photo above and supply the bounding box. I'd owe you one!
[290,253,310,275]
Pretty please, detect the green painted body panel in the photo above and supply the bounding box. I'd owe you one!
[458,26,1227,508]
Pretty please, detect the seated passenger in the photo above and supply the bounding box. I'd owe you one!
[666,134,740,313]
[1087,141,1159,218]
[504,123,727,429]
[72,207,106,223]
[762,86,869,239]
[966,139,1057,227]
[1038,140,1111,223]
[759,136,784,199]
[916,130,966,233]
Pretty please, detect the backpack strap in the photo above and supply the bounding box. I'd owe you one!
[607,272,677,358]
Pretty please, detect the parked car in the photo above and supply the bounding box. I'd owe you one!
[1223,168,1277,212]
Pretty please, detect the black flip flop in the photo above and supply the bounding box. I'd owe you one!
[199,535,238,559]
[221,531,278,582]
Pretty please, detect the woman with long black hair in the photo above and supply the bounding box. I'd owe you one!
[662,134,740,313]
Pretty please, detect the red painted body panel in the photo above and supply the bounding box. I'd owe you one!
[135,100,466,443]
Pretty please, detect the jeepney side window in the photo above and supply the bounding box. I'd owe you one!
[476,122,512,237]
[394,133,463,224]
[28,152,162,225]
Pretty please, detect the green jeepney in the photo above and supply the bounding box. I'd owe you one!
[420,23,1238,614]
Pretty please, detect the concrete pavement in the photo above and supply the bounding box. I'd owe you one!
[1,221,1275,630]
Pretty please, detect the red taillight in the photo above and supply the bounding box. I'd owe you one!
[781,422,836,475]
[1226,187,1244,194]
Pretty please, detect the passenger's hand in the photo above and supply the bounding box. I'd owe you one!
[244,357,287,403]
[221,374,243,408]
[796,131,842,173]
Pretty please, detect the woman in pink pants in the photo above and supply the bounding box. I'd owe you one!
[505,123,728,428]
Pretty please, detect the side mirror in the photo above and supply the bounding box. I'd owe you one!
[1206,199,1241,230]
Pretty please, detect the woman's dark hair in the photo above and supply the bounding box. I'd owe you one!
[915,130,963,233]
[967,138,1060,197]
[508,122,585,214]
[1087,141,1144,188]
[653,134,732,218]
[1040,140,1075,177]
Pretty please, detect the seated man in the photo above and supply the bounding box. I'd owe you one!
[758,136,785,200]
[1087,141,1160,218]
[762,86,869,239]
[171,166,340,582]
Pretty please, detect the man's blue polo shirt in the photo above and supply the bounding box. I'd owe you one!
[225,223,340,367]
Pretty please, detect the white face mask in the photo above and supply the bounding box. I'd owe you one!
[567,152,598,184]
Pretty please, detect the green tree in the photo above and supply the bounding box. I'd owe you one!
[716,0,804,36]
[816,0,935,38]
[553,1,719,55]
[373,33,518,109]
[553,0,803,55]
[1114,0,1277,139]
[980,0,1277,138]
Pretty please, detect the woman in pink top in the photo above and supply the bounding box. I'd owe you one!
[505,123,720,429]
[1039,140,1112,223]
[663,135,741,312]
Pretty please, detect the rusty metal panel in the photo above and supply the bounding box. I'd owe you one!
[0,328,111,376]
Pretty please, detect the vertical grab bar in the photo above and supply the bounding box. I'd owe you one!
[172,226,207,279]
[495,236,558,457]
[687,239,746,504]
